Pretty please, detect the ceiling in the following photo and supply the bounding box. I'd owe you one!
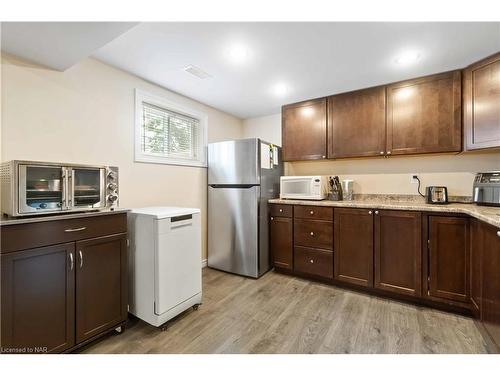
[1,22,137,70]
[2,22,500,118]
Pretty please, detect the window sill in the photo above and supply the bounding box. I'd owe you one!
[134,154,207,168]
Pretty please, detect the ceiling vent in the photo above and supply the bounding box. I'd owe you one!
[183,65,212,79]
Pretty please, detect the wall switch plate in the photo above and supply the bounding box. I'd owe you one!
[410,174,419,184]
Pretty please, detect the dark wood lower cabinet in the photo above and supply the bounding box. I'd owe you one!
[1,243,75,353]
[76,234,127,344]
[481,222,500,349]
[470,219,483,317]
[270,216,293,270]
[1,213,128,354]
[294,246,333,279]
[334,208,374,287]
[428,216,470,303]
[375,210,422,297]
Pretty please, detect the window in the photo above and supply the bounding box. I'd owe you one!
[135,89,208,167]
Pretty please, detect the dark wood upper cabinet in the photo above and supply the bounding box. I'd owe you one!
[481,222,500,350]
[428,216,470,303]
[334,208,374,287]
[1,243,75,353]
[270,215,293,270]
[464,52,500,150]
[374,210,422,297]
[75,234,127,344]
[386,71,462,155]
[282,98,327,161]
[328,86,386,158]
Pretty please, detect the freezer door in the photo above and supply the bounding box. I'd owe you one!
[208,185,259,278]
[208,138,259,185]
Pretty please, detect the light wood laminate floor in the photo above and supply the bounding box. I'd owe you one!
[81,268,488,354]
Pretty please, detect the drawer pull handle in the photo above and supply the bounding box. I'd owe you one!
[375,210,379,215]
[310,259,314,264]
[310,210,314,215]
[310,232,314,236]
[279,209,283,213]
[78,250,84,269]
[271,217,274,221]
[497,231,500,238]
[64,227,87,232]
[368,210,373,215]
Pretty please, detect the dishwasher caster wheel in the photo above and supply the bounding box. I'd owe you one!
[193,304,201,311]
[115,326,124,334]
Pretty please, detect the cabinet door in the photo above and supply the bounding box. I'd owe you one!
[464,53,500,150]
[386,71,462,155]
[374,210,422,297]
[282,98,327,161]
[328,86,386,158]
[428,216,469,303]
[334,208,374,287]
[481,223,500,349]
[270,216,293,270]
[75,233,127,344]
[1,243,75,353]
[470,219,483,318]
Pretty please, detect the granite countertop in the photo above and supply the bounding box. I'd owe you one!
[0,208,130,226]
[269,196,500,229]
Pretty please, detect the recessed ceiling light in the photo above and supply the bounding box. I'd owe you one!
[394,50,421,66]
[271,82,289,97]
[227,43,249,64]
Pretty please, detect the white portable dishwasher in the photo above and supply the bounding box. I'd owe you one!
[128,207,202,328]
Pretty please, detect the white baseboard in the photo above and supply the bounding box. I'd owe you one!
[201,259,208,268]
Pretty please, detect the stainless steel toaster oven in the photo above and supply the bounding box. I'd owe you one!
[1,160,119,217]
[473,172,500,207]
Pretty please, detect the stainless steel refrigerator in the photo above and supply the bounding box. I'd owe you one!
[208,138,283,278]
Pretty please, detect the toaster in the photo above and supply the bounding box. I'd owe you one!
[473,172,500,207]
[426,186,448,204]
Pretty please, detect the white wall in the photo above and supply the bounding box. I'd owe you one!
[243,113,500,197]
[1,53,244,260]
[243,113,281,146]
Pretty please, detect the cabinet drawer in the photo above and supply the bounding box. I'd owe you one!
[270,204,293,218]
[294,219,333,250]
[294,246,333,279]
[294,205,333,221]
[0,213,127,254]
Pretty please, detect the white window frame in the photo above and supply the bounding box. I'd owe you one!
[134,89,208,167]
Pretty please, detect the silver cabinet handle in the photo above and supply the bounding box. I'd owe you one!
[310,210,314,215]
[69,253,74,271]
[387,151,392,155]
[271,217,274,221]
[310,232,314,236]
[379,151,384,155]
[497,231,500,238]
[64,227,86,232]
[375,210,379,215]
[78,250,84,269]
[310,259,314,264]
[279,209,283,213]
[369,210,373,215]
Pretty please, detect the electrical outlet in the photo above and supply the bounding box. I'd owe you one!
[410,174,419,184]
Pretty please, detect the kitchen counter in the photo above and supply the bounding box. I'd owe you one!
[269,197,500,229]
[0,208,130,226]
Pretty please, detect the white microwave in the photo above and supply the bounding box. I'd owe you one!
[280,176,328,200]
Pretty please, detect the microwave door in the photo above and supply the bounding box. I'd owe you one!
[18,164,66,214]
[69,167,106,209]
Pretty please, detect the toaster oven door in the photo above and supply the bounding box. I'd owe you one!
[18,164,67,214]
[69,167,106,210]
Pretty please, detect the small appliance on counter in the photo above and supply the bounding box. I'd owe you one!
[280,175,327,200]
[426,186,449,204]
[473,172,500,207]
[1,160,119,217]
[128,207,202,328]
